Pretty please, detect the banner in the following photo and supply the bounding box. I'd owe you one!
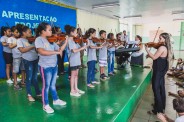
[0,0,76,78]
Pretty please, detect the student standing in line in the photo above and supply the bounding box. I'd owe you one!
[66,25,89,97]
[35,22,68,114]
[17,25,41,102]
[98,30,110,81]
[1,26,13,84]
[8,26,25,90]
[107,33,116,76]
[85,28,103,88]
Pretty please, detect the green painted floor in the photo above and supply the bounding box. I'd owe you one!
[0,65,151,122]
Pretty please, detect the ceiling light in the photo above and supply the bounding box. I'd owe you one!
[172,10,184,15]
[92,2,119,9]
[113,15,121,18]
[124,15,142,18]
[173,18,184,21]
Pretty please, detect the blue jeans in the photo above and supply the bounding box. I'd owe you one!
[23,59,40,96]
[108,51,115,73]
[87,60,96,84]
[39,65,58,106]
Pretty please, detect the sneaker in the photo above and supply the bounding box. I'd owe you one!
[108,72,114,76]
[87,84,95,88]
[56,75,59,79]
[14,85,22,90]
[6,79,13,84]
[43,105,54,114]
[103,74,110,79]
[53,99,66,106]
[70,92,81,97]
[92,81,100,84]
[78,90,85,94]
[17,78,21,82]
[28,96,35,102]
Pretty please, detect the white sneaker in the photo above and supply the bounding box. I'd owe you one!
[92,81,100,84]
[53,99,66,106]
[70,92,81,97]
[43,105,54,114]
[6,79,13,84]
[56,75,59,79]
[78,90,85,94]
[17,78,21,82]
[87,84,95,88]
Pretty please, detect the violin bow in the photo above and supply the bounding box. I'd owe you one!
[149,27,160,51]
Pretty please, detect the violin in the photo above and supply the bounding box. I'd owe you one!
[91,37,105,43]
[73,36,82,44]
[47,36,58,43]
[57,33,66,41]
[145,42,164,49]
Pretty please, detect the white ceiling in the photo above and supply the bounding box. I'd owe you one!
[53,0,184,20]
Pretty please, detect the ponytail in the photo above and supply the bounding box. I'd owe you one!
[36,22,50,37]
[85,28,96,38]
[64,24,76,35]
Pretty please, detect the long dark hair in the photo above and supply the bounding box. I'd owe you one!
[85,28,96,38]
[107,33,114,39]
[52,26,60,34]
[64,25,76,35]
[36,22,50,37]
[15,24,30,37]
[136,35,142,42]
[159,32,172,68]
[1,26,10,36]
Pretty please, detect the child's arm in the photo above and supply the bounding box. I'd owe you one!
[37,48,60,56]
[18,46,35,53]
[72,45,88,53]
[9,43,17,49]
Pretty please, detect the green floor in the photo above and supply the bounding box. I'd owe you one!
[0,65,151,122]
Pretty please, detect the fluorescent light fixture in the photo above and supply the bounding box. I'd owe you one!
[172,10,184,15]
[124,15,142,18]
[113,15,121,18]
[173,18,184,21]
[92,2,119,9]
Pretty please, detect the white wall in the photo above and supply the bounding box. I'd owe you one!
[77,9,119,37]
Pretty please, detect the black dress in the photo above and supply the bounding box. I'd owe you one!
[152,56,168,113]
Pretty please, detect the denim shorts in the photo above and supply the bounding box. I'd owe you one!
[70,65,80,71]
[13,58,25,73]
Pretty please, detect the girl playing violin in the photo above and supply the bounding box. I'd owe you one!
[107,33,116,76]
[66,25,89,97]
[85,28,103,88]
[146,33,172,115]
[35,22,68,114]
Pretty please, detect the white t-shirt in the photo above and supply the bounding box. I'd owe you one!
[7,37,22,58]
[1,36,12,53]
[35,36,59,68]
[17,38,38,61]
[175,115,184,122]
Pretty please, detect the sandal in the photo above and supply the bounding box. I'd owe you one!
[147,110,157,115]
[21,82,26,86]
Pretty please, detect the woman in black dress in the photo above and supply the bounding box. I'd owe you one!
[145,33,172,114]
